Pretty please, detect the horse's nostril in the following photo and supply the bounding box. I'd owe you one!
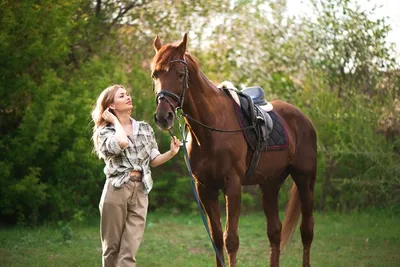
[167,111,174,121]
[154,113,158,123]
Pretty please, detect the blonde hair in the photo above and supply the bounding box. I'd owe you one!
[91,84,125,156]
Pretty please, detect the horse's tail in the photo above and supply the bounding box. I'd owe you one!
[280,182,301,252]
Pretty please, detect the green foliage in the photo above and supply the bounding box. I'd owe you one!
[241,192,256,213]
[298,82,400,210]
[0,0,82,133]
[9,168,48,226]
[58,221,73,243]
[305,0,397,95]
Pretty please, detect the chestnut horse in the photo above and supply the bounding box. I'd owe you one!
[151,33,317,267]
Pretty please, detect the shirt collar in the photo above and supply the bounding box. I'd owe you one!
[130,117,139,136]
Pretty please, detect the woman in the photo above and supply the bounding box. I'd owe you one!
[91,84,180,267]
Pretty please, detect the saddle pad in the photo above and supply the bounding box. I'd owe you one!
[265,111,288,150]
[233,101,288,151]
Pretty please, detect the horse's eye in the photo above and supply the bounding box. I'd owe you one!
[179,72,185,78]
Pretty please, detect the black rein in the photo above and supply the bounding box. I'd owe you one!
[154,58,257,133]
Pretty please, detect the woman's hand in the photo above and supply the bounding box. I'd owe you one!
[170,136,181,155]
[102,108,118,124]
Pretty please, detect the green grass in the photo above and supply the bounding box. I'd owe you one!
[1,210,399,267]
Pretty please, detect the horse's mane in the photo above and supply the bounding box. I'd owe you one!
[151,43,200,72]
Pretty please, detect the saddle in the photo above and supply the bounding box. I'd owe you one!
[219,83,288,180]
[239,87,273,143]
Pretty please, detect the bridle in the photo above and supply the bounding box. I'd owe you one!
[155,59,189,113]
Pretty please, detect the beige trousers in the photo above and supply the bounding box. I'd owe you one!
[99,178,148,267]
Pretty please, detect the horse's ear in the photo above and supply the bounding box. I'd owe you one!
[154,35,162,53]
[177,32,188,57]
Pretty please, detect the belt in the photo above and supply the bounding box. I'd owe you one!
[129,170,142,182]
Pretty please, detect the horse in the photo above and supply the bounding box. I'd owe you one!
[151,33,317,267]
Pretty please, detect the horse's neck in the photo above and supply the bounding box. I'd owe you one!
[183,70,229,143]
[184,71,218,118]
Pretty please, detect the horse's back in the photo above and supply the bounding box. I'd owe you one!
[271,99,316,136]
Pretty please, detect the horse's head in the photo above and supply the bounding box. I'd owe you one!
[151,33,189,131]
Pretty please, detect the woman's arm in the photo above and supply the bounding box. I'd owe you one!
[150,136,180,167]
[113,120,129,149]
[150,150,176,167]
[102,108,128,149]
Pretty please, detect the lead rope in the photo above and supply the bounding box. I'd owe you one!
[168,117,226,267]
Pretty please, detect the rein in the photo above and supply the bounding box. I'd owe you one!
[155,59,257,133]
[168,122,226,267]
[180,111,256,132]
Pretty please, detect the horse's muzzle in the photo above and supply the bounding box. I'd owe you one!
[154,111,175,130]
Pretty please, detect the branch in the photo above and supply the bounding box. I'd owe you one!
[110,1,141,27]
[96,0,102,17]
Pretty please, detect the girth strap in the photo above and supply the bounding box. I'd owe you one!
[222,88,264,181]
[244,133,262,181]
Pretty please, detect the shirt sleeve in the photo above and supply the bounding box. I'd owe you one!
[148,125,161,160]
[98,126,124,157]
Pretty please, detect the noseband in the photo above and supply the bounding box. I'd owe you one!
[155,59,189,112]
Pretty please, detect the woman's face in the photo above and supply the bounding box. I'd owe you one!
[110,87,132,112]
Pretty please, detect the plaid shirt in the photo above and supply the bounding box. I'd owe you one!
[97,118,160,194]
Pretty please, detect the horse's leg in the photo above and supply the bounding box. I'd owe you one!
[260,171,289,267]
[291,168,316,267]
[196,182,225,267]
[223,175,242,267]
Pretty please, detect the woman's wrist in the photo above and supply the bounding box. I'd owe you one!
[112,118,121,126]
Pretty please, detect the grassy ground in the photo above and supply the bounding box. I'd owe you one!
[0,210,399,267]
